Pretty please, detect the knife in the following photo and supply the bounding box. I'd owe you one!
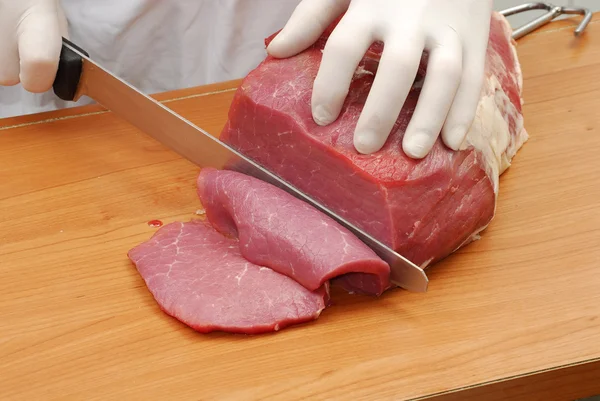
[52,38,429,293]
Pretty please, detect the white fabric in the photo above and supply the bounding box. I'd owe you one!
[0,0,300,118]
[267,0,493,158]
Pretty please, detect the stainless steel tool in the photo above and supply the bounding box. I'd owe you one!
[52,39,429,292]
[500,2,592,39]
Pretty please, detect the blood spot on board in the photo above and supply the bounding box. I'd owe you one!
[148,220,163,228]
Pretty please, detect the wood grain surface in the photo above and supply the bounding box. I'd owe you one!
[1,14,600,401]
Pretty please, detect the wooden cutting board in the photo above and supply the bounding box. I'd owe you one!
[1,14,599,401]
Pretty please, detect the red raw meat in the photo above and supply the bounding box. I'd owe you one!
[220,12,528,269]
[197,168,390,296]
[129,12,528,335]
[129,169,390,334]
[128,220,329,334]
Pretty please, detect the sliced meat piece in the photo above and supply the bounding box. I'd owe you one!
[219,12,528,270]
[128,220,329,335]
[197,167,391,296]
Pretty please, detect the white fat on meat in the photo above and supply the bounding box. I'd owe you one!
[462,74,528,195]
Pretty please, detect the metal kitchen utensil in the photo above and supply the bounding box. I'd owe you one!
[500,2,592,40]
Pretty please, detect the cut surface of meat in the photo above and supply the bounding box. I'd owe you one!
[219,12,528,269]
[128,220,329,335]
[197,168,391,296]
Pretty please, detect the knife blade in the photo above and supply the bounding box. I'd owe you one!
[52,38,429,293]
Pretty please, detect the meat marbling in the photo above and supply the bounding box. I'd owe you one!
[197,168,390,296]
[220,12,528,268]
[128,220,330,334]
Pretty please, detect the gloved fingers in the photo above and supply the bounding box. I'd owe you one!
[353,39,424,154]
[16,6,64,93]
[440,13,490,151]
[267,0,350,58]
[0,38,20,86]
[57,4,70,39]
[402,34,463,159]
[441,49,487,151]
[311,14,373,126]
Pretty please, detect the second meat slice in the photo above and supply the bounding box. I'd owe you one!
[197,168,391,296]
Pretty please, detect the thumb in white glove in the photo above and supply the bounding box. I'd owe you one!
[0,0,68,93]
[267,0,493,159]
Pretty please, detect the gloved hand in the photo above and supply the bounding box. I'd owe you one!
[0,0,68,93]
[267,0,493,159]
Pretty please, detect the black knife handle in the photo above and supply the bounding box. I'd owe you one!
[53,37,89,101]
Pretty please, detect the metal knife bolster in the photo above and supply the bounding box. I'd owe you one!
[52,38,429,293]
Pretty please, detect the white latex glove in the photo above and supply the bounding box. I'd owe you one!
[267,0,493,158]
[0,0,68,93]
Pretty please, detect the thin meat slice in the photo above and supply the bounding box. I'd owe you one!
[197,168,391,296]
[128,220,329,334]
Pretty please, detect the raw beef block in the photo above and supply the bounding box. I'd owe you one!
[197,167,390,296]
[128,169,390,334]
[128,220,329,334]
[219,11,529,269]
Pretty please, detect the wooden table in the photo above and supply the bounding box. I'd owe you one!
[1,14,599,401]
